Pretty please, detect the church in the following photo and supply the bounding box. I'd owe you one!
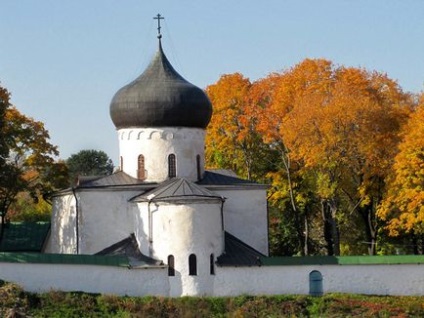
[3,17,424,297]
[44,24,269,296]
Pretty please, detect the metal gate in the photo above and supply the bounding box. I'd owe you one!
[309,270,323,296]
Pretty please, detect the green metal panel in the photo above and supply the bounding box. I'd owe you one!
[261,255,424,266]
[0,222,50,252]
[0,252,130,267]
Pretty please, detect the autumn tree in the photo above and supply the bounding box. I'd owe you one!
[0,86,65,240]
[8,192,52,222]
[205,73,278,181]
[378,95,424,251]
[204,60,413,256]
[254,60,335,255]
[255,60,411,255]
[66,149,114,185]
[0,85,8,165]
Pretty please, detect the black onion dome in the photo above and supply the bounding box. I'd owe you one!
[110,41,212,129]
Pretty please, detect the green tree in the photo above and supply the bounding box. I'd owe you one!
[8,192,51,222]
[66,149,114,184]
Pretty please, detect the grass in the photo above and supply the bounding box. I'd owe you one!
[1,280,424,317]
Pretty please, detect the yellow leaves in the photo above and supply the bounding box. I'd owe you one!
[205,59,418,245]
[378,101,424,236]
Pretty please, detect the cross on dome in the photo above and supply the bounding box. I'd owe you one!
[154,14,164,39]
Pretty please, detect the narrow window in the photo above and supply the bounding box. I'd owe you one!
[168,255,175,277]
[196,154,201,181]
[189,254,197,276]
[137,155,145,180]
[120,156,123,171]
[168,154,176,178]
[210,253,215,275]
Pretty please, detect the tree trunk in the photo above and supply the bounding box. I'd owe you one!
[304,212,309,256]
[410,233,424,255]
[321,199,340,256]
[281,148,308,256]
[321,200,334,255]
[329,199,340,256]
[0,210,5,245]
[357,197,378,255]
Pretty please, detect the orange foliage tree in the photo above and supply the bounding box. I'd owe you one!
[267,61,411,255]
[205,73,278,181]
[205,60,414,256]
[378,95,424,242]
[254,60,335,255]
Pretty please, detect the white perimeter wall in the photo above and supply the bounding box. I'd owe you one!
[214,264,424,296]
[0,262,168,296]
[2,262,424,296]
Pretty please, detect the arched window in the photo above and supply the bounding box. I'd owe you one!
[137,155,145,180]
[196,154,201,181]
[168,255,175,277]
[168,154,176,178]
[120,156,123,171]
[189,254,197,276]
[210,253,215,275]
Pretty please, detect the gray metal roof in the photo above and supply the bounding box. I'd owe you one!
[131,178,224,203]
[96,234,163,268]
[217,232,265,267]
[54,170,264,198]
[197,170,261,186]
[77,171,150,188]
[110,40,212,129]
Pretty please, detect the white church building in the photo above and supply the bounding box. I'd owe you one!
[44,34,269,296]
[2,25,424,297]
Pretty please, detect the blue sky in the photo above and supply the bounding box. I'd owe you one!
[1,1,423,165]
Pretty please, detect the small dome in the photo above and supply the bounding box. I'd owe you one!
[110,41,212,129]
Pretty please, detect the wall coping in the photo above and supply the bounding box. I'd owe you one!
[3,253,424,268]
[262,255,424,266]
[0,252,129,267]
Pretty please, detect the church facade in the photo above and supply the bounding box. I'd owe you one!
[45,36,269,296]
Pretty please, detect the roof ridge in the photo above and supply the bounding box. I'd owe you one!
[131,178,224,202]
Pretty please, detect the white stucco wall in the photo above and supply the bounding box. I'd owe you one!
[214,264,424,296]
[78,189,142,254]
[134,200,224,296]
[209,187,268,255]
[0,262,168,296]
[48,188,145,255]
[2,261,424,297]
[46,194,77,254]
[118,127,206,183]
